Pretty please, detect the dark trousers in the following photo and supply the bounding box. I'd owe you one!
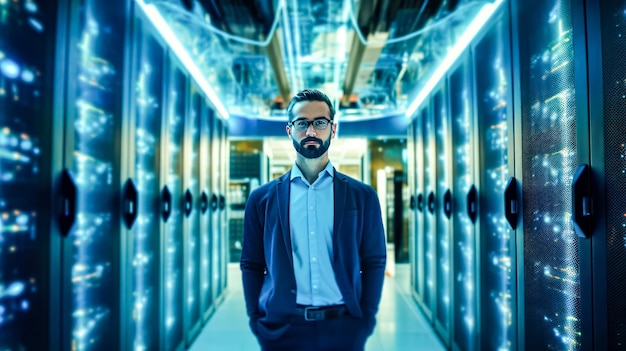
[253,314,371,351]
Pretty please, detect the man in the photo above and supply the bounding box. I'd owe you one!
[240,89,387,351]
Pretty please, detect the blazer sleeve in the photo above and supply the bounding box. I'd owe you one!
[359,186,387,319]
[240,188,266,319]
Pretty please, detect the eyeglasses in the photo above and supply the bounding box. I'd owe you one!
[290,119,332,131]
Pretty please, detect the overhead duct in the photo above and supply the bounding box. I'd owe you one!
[342,0,428,106]
[265,32,291,107]
[341,0,380,106]
[342,0,449,107]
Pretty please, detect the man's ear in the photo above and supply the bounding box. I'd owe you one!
[286,124,292,138]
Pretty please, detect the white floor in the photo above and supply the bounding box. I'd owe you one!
[189,263,445,351]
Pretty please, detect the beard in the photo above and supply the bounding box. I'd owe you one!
[293,136,331,159]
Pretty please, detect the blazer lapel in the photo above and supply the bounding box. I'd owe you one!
[276,171,293,267]
[333,169,348,243]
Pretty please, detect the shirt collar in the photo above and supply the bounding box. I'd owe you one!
[290,161,334,182]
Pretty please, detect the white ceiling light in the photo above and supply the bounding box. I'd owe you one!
[136,0,231,120]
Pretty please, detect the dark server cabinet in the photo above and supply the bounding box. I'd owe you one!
[183,84,203,345]
[0,0,61,349]
[413,112,427,309]
[219,121,229,293]
[512,0,591,349]
[161,59,187,351]
[60,0,131,349]
[586,0,626,349]
[200,104,215,322]
[448,54,477,351]
[210,117,226,304]
[417,105,437,321]
[407,122,418,294]
[433,84,452,345]
[473,8,516,351]
[126,15,165,351]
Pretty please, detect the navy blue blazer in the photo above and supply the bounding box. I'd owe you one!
[240,168,386,332]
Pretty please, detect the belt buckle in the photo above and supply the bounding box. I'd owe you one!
[304,306,322,321]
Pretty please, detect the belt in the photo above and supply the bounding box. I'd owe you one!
[295,304,348,321]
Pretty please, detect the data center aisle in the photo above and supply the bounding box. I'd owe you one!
[189,263,445,351]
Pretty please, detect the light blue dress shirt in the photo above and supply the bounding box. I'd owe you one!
[289,161,344,306]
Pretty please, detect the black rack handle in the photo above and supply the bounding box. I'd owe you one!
[572,164,593,238]
[59,169,77,236]
[504,177,518,230]
[467,185,478,223]
[218,194,226,211]
[200,191,209,214]
[427,191,435,214]
[409,195,416,210]
[210,193,218,212]
[443,189,452,219]
[123,178,138,229]
[184,189,193,217]
[161,186,172,222]
[417,193,424,212]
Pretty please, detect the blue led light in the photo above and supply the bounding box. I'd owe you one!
[28,18,43,32]
[24,1,38,13]
[21,69,35,83]
[1,59,20,79]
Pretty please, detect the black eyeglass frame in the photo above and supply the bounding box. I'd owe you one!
[288,118,333,131]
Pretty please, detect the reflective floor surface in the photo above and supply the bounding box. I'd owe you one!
[189,262,445,351]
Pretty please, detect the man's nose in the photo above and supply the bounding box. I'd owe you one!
[305,124,317,136]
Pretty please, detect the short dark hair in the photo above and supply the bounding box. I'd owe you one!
[286,89,335,122]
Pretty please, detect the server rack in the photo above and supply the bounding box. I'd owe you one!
[219,121,229,294]
[473,7,516,351]
[412,109,427,310]
[200,106,216,322]
[407,122,418,291]
[448,54,477,351]
[410,0,626,349]
[0,0,63,349]
[585,0,626,349]
[210,115,226,306]
[1,0,230,349]
[60,0,132,349]
[406,3,518,351]
[160,56,188,351]
[183,84,203,345]
[433,84,453,346]
[419,104,437,321]
[512,0,592,349]
[125,13,166,351]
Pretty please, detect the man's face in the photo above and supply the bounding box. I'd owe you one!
[286,100,336,159]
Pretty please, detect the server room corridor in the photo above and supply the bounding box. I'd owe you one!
[189,263,445,351]
[4,0,626,349]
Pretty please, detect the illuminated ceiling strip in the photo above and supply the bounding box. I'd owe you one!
[136,0,230,120]
[404,0,504,118]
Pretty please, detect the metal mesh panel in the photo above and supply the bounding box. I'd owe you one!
[416,111,427,305]
[475,14,514,351]
[423,107,436,313]
[434,87,451,332]
[520,0,581,349]
[450,58,476,351]
[600,1,626,347]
